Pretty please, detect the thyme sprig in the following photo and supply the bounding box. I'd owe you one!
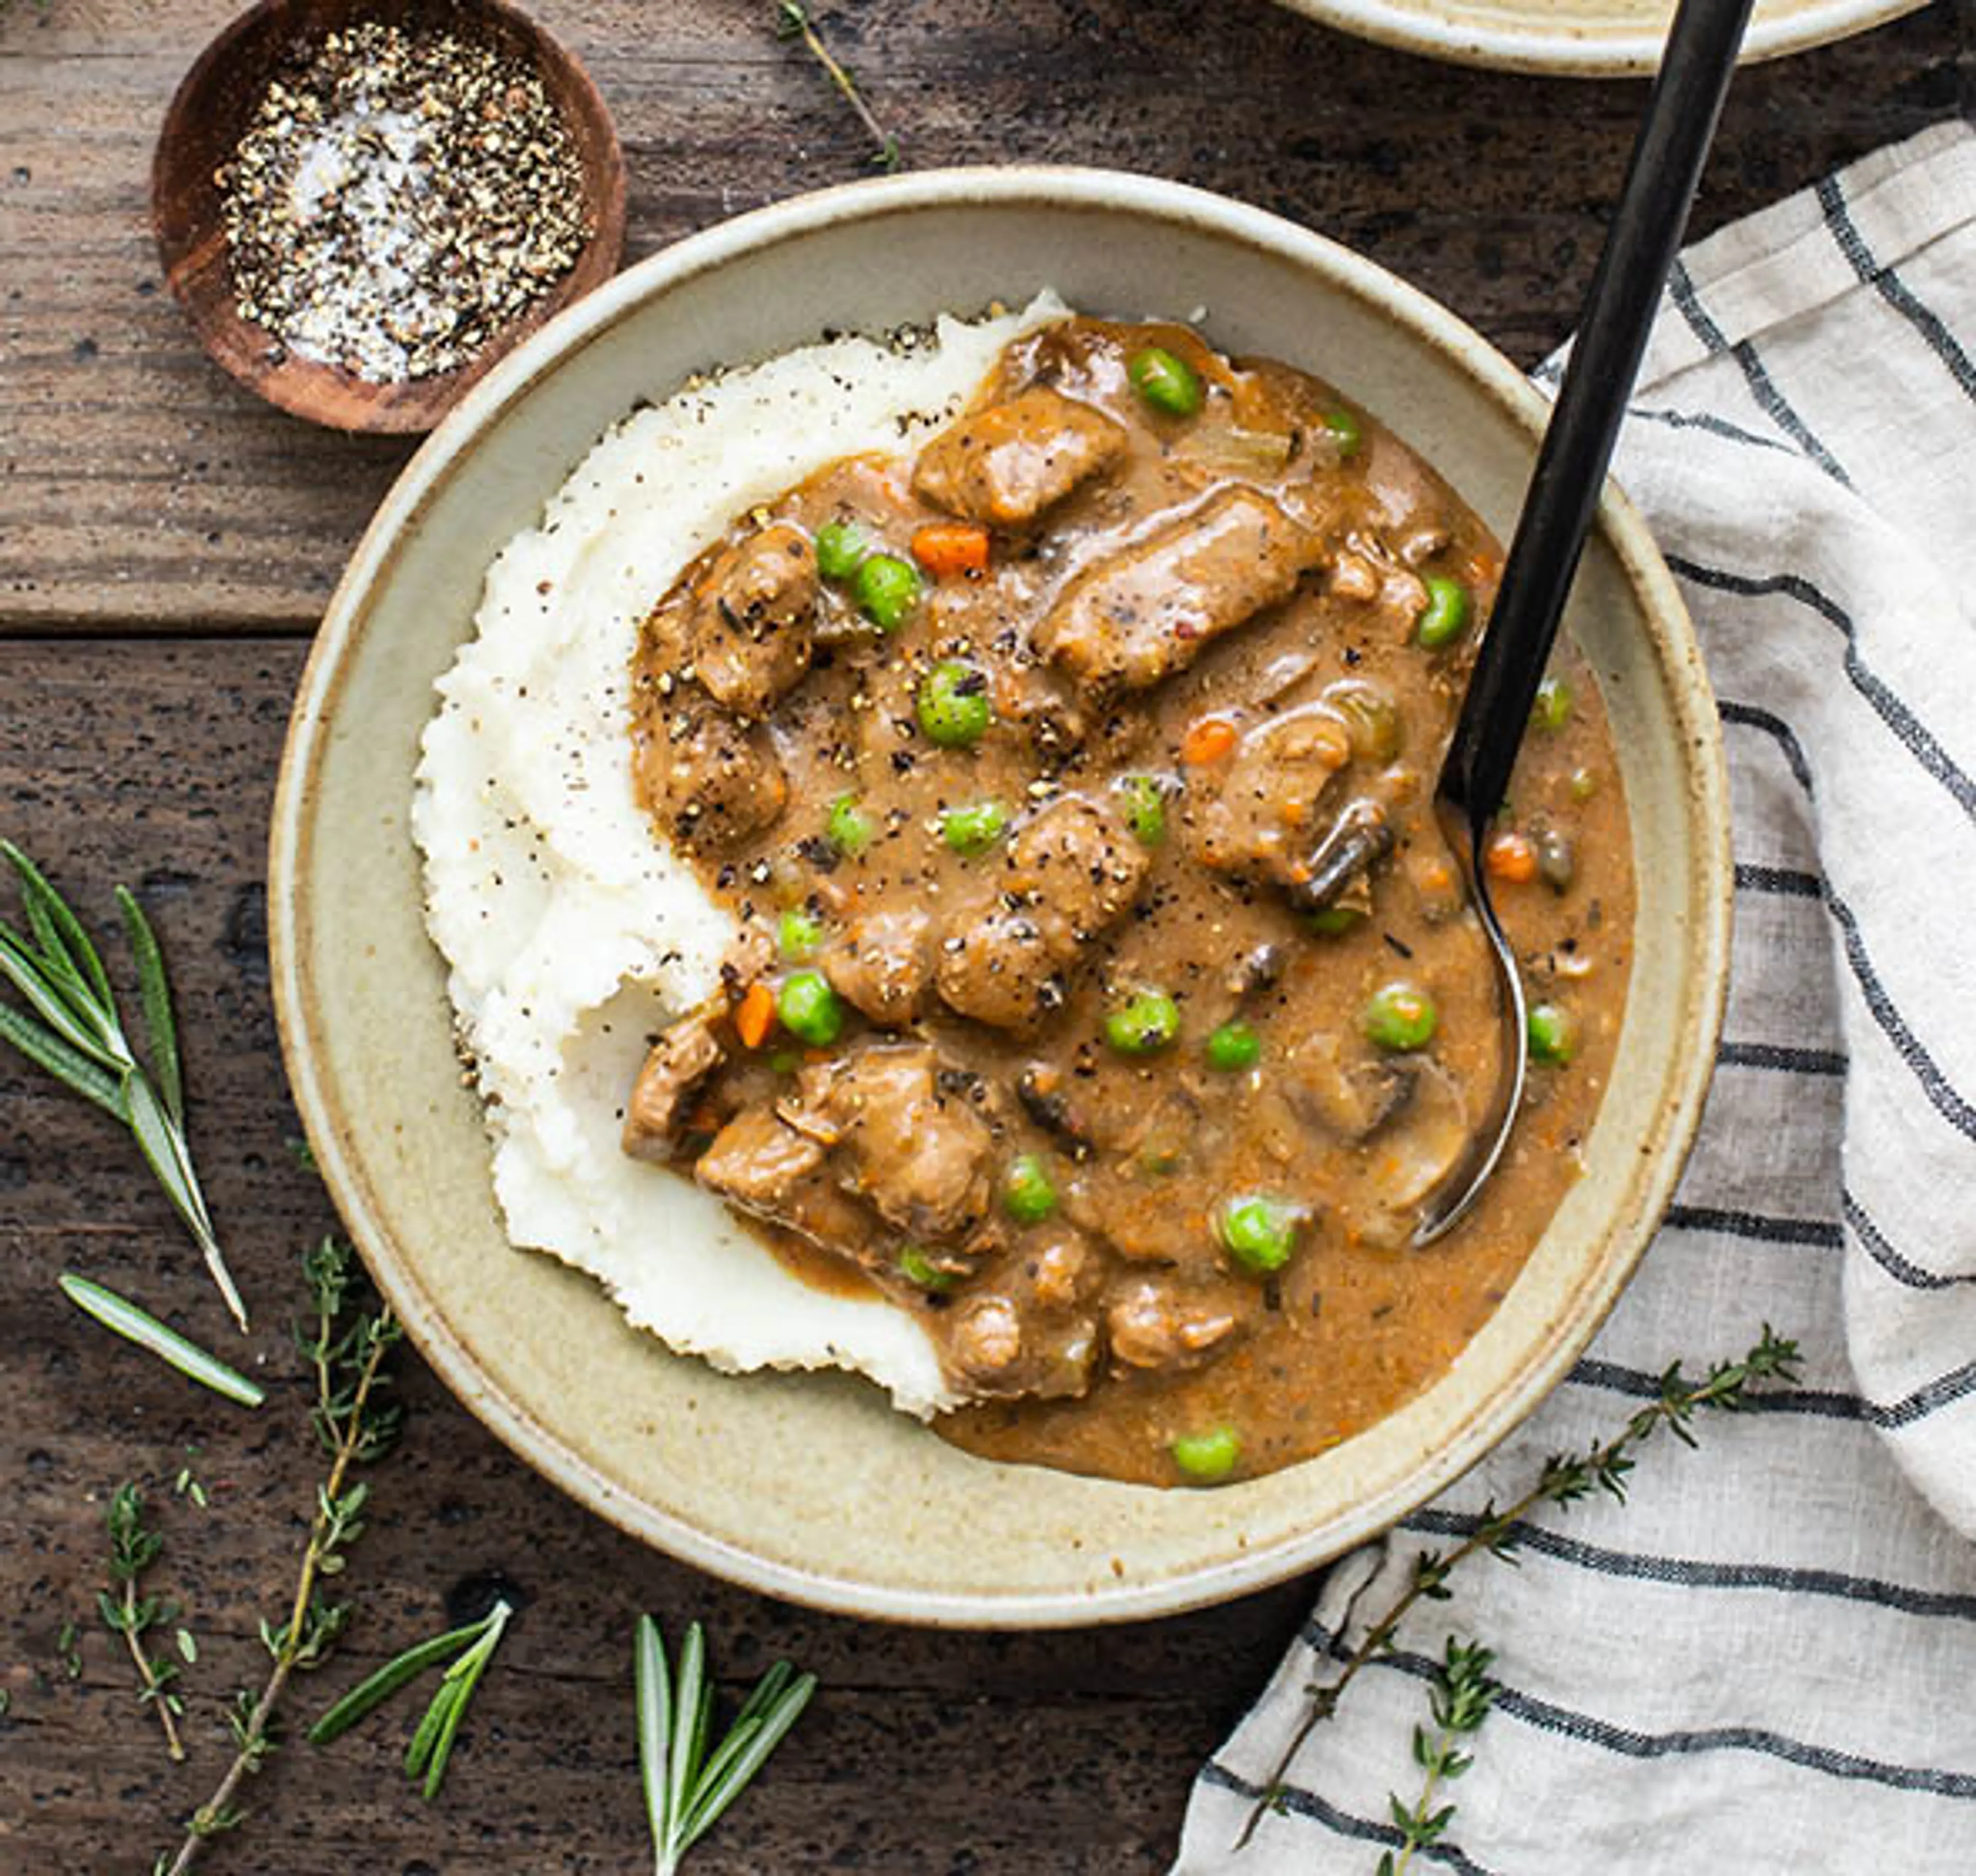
[0,843,246,1328]
[775,4,902,171]
[1378,1638,1496,1876]
[1240,1325,1801,1847]
[308,1598,515,1798]
[637,1616,818,1874]
[101,1483,186,1762]
[160,1240,401,1875]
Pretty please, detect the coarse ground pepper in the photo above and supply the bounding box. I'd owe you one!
[219,19,591,383]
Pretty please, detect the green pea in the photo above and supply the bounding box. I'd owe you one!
[940,799,1010,856]
[897,1247,957,1292]
[776,969,844,1047]
[1220,1196,1303,1274]
[777,907,824,960]
[1532,675,1574,732]
[1205,1022,1261,1073]
[826,792,873,856]
[1104,987,1181,1056]
[1324,408,1363,458]
[916,659,994,748]
[1306,904,1368,938]
[1127,346,1204,419]
[1002,1153,1059,1225]
[1363,981,1438,1052]
[1416,576,1471,651]
[1171,1426,1242,1483]
[1118,774,1167,848]
[815,519,868,581]
[854,553,922,633]
[1528,1002,1576,1065]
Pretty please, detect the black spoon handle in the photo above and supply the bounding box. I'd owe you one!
[1437,0,1756,829]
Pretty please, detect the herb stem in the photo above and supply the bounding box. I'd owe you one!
[120,1574,186,1762]
[162,1252,397,1875]
[776,3,902,171]
[1238,1326,1800,1848]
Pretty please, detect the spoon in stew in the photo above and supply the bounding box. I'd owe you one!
[1406,0,1756,1248]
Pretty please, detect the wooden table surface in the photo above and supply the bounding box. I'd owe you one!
[2,2,1968,1869]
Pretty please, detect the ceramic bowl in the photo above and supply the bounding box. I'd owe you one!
[268,167,1730,1627]
[1267,0,1928,75]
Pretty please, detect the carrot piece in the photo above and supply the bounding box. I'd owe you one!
[910,521,991,581]
[1180,717,1239,766]
[733,980,777,1049]
[1484,830,1538,885]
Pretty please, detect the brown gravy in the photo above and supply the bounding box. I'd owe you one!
[622,316,1633,1487]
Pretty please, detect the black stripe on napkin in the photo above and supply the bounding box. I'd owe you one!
[1817,174,1976,404]
[1198,1761,1499,1874]
[1845,1187,1976,1291]
[1667,261,1855,486]
[1571,1355,1976,1430]
[1719,701,1816,795]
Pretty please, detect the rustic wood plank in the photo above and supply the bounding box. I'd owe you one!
[0,637,1309,1873]
[1,0,1965,633]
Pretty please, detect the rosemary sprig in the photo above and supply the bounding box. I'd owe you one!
[100,1483,186,1762]
[1240,1324,1801,1846]
[775,3,902,171]
[59,1273,265,1408]
[160,1240,401,1875]
[637,1616,818,1874]
[308,1597,515,1798]
[0,843,246,1329]
[1378,1638,1496,1876]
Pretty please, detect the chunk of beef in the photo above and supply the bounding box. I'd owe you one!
[1035,488,1323,692]
[1189,703,1353,884]
[694,1107,873,1249]
[946,1293,1099,1400]
[1003,796,1149,937]
[640,703,787,851]
[621,1013,725,1162]
[1105,1278,1246,1373]
[913,388,1127,527]
[934,797,1149,1034]
[823,906,934,1026]
[688,524,818,716]
[798,1043,994,1240]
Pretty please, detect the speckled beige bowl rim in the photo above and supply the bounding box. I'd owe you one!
[1267,0,1928,76]
[269,165,1732,1627]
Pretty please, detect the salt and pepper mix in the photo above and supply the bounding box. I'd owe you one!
[219,20,592,383]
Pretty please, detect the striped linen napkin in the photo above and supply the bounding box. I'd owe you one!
[1177,120,1976,1874]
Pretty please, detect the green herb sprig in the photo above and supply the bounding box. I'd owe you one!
[100,1483,186,1761]
[1378,1638,1496,1876]
[637,1616,817,1874]
[0,843,246,1328]
[59,1273,264,1408]
[160,1240,401,1874]
[1240,1324,1801,1847]
[775,4,902,171]
[308,1597,515,1798]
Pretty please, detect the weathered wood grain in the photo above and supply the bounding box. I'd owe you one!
[1,0,1966,632]
[0,639,1308,1874]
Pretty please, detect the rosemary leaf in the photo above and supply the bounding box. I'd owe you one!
[0,926,123,1069]
[4,840,115,1012]
[677,1667,817,1851]
[0,999,126,1117]
[117,887,183,1127]
[122,1073,244,1331]
[637,1614,675,1855]
[59,1273,265,1408]
[307,1622,486,1744]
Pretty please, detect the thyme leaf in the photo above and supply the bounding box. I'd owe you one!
[101,1483,186,1762]
[158,1240,401,1876]
[1376,1638,1495,1876]
[637,1616,817,1874]
[0,844,246,1328]
[1240,1324,1802,1848]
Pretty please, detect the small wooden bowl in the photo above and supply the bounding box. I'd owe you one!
[151,0,626,435]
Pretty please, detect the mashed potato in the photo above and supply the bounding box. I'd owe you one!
[412,293,1067,1417]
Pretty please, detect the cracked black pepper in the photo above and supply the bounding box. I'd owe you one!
[219,20,591,383]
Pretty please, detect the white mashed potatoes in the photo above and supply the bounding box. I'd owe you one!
[413,292,1068,1417]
